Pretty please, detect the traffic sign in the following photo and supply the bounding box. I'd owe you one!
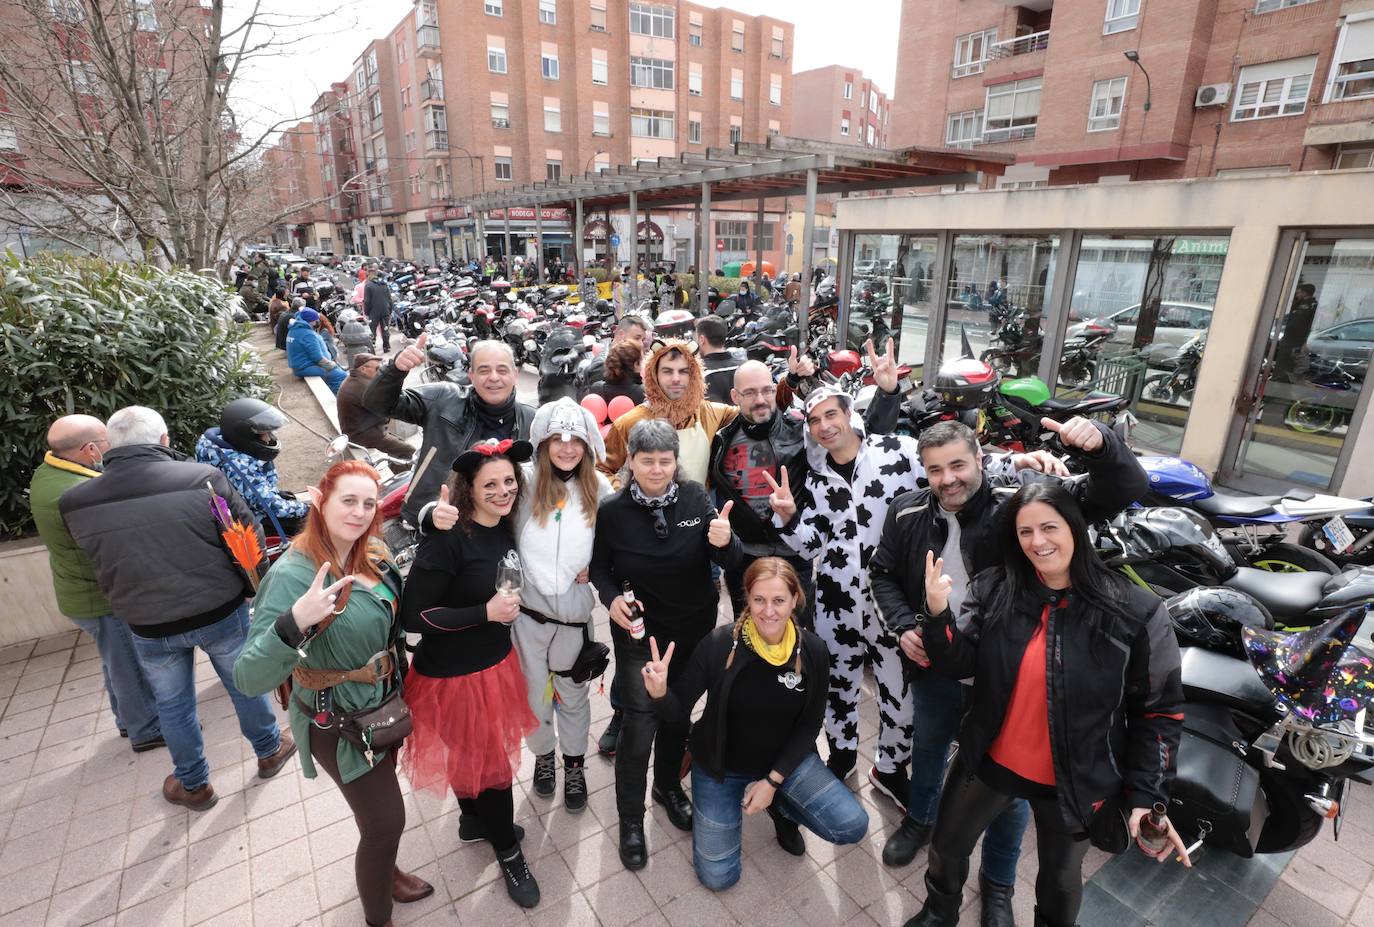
[715,239,724,251]
[610,233,621,247]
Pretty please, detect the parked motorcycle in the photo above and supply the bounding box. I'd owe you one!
[1143,333,1205,404]
[1285,358,1361,435]
[1301,503,1374,568]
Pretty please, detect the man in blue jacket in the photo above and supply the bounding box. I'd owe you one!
[285,307,345,392]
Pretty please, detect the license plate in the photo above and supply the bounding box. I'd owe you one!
[1324,516,1356,555]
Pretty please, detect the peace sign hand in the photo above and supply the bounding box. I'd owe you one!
[708,500,735,549]
[641,636,675,699]
[395,332,428,372]
[290,561,355,633]
[925,550,953,616]
[761,468,796,521]
[865,336,900,394]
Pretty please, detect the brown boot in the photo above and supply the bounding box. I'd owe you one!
[257,729,298,779]
[391,867,435,903]
[162,774,218,812]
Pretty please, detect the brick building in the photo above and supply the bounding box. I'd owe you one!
[889,0,1374,186]
[262,121,326,251]
[790,65,891,148]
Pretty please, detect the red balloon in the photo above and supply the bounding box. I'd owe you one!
[607,395,636,422]
[599,422,612,438]
[580,393,609,423]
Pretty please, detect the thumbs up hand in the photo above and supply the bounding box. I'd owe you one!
[395,332,428,372]
[708,500,735,549]
[430,483,459,531]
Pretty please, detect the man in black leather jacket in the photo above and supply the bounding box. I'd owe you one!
[363,338,534,526]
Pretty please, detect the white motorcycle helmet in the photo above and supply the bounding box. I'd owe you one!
[337,308,361,325]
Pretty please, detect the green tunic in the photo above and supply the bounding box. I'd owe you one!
[233,545,403,784]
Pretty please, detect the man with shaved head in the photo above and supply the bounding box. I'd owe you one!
[28,414,162,751]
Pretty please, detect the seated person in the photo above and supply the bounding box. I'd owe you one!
[336,354,414,468]
[286,307,345,392]
[194,398,309,537]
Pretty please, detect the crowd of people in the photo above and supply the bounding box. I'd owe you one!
[27,306,1194,927]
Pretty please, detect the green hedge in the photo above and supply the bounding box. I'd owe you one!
[0,253,272,537]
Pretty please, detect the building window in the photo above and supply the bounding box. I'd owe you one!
[689,22,702,45]
[410,174,422,195]
[488,47,507,73]
[731,23,745,52]
[716,221,748,251]
[839,117,850,136]
[1256,0,1316,11]
[630,108,674,139]
[495,156,513,180]
[547,159,562,180]
[688,119,701,143]
[1335,144,1374,169]
[631,57,675,90]
[401,87,411,109]
[404,130,415,151]
[1088,77,1127,131]
[133,0,156,30]
[590,1,607,31]
[689,67,702,95]
[544,102,561,132]
[1104,0,1141,34]
[629,3,674,38]
[952,29,996,78]
[729,123,742,144]
[842,81,853,100]
[539,0,556,24]
[425,105,448,149]
[730,70,744,100]
[768,121,780,136]
[769,75,782,106]
[771,31,784,58]
[592,56,608,85]
[491,101,509,127]
[485,0,502,15]
[48,0,84,22]
[866,124,875,145]
[542,53,560,79]
[983,77,1041,141]
[945,109,982,146]
[593,110,610,135]
[1329,18,1374,102]
[758,223,775,250]
[1233,56,1315,120]
[0,121,18,152]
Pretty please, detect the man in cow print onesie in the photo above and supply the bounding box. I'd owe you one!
[763,386,1056,806]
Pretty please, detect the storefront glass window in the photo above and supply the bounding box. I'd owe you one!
[942,234,1059,377]
[847,234,938,379]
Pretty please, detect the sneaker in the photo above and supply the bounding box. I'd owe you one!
[597,711,623,758]
[868,766,910,815]
[827,747,857,782]
[459,817,526,844]
[882,817,934,867]
[496,844,540,909]
[532,752,556,799]
[563,759,587,814]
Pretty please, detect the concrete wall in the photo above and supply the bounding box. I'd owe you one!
[833,169,1374,494]
[0,539,73,647]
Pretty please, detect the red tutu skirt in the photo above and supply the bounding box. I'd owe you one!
[401,650,538,799]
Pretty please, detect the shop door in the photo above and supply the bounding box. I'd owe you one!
[1226,234,1374,491]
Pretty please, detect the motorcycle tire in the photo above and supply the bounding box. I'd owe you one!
[1244,541,1340,575]
[1254,773,1325,854]
[1299,523,1374,567]
[1285,399,1338,434]
[1060,360,1096,389]
[980,350,1015,376]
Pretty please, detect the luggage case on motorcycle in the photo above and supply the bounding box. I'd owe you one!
[1169,701,1268,857]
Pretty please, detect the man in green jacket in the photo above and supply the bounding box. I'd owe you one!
[29,414,163,751]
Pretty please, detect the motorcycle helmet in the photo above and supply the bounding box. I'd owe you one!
[220,397,288,462]
[337,308,361,326]
[594,298,611,315]
[1165,586,1274,659]
[933,359,1001,410]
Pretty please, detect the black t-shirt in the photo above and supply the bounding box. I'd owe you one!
[400,521,514,678]
[830,455,857,485]
[723,653,808,778]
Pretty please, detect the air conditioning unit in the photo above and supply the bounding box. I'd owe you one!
[1195,83,1231,108]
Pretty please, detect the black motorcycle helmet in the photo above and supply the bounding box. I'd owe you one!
[594,298,611,314]
[1165,586,1274,658]
[933,358,1001,409]
[220,398,288,462]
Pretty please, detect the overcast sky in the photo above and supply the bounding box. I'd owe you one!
[235,0,902,138]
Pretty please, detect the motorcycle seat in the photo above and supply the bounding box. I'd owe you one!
[1223,567,1330,619]
[1037,397,1087,412]
[1180,647,1276,714]
[1193,490,1283,518]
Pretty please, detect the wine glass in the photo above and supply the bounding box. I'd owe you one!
[495,552,523,598]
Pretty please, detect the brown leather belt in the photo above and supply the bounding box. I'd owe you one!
[292,649,395,690]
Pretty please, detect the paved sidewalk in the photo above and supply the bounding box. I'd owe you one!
[1,623,1372,926]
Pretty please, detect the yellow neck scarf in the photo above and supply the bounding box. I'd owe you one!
[742,616,797,667]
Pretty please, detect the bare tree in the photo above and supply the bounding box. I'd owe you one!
[0,0,362,269]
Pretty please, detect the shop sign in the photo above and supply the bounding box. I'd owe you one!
[491,207,570,221]
[1172,238,1229,256]
[426,206,470,221]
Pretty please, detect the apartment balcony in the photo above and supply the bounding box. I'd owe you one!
[979,124,1037,144]
[425,129,449,151]
[1303,95,1374,147]
[987,29,1049,60]
[421,78,444,102]
[416,25,441,57]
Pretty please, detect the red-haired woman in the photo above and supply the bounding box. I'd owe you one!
[235,460,432,927]
[399,439,542,909]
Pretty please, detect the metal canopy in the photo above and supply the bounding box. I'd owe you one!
[465,136,1014,213]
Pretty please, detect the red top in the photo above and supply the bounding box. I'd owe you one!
[988,601,1062,786]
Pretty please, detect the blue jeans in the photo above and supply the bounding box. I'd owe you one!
[295,364,346,392]
[691,753,869,891]
[71,613,161,743]
[130,603,281,790]
[907,671,1029,887]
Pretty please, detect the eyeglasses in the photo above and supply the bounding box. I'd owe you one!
[651,508,669,540]
[736,386,777,401]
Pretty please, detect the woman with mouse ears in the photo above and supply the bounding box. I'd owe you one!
[398,439,543,910]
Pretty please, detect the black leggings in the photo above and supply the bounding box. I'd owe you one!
[458,786,516,851]
[927,771,1090,926]
[308,724,406,927]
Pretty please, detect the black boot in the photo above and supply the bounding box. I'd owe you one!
[767,804,806,856]
[652,782,693,831]
[532,751,556,798]
[826,746,857,782]
[619,820,648,871]
[563,756,587,814]
[597,711,622,757]
[882,817,934,867]
[1032,908,1076,927]
[496,843,540,909]
[979,874,1016,927]
[902,876,962,927]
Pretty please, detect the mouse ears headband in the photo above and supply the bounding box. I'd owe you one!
[451,439,534,477]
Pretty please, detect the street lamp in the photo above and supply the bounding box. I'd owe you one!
[1123,50,1152,112]
[585,149,606,175]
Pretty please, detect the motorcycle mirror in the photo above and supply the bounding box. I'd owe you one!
[328,435,349,457]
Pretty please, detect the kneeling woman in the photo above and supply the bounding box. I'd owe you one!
[400,440,542,909]
[641,557,868,891]
[909,482,1189,927]
[235,460,432,927]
